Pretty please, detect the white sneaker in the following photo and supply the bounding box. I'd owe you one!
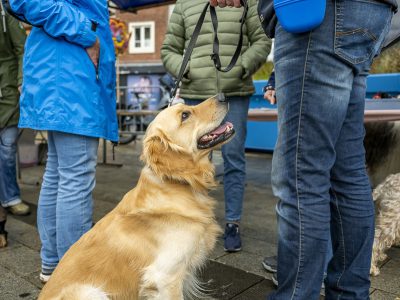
[39,272,51,284]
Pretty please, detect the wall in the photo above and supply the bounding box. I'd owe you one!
[116,6,170,65]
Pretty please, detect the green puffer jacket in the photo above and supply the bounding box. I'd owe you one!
[161,0,271,99]
[0,11,26,128]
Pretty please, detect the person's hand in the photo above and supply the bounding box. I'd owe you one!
[210,0,242,8]
[18,86,22,94]
[264,88,276,105]
[86,38,100,68]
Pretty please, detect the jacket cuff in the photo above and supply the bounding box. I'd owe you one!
[75,18,98,48]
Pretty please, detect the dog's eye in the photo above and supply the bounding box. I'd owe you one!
[181,111,191,122]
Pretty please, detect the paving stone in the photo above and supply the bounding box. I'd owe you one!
[0,235,22,251]
[0,244,40,277]
[0,265,40,300]
[23,270,45,290]
[232,279,275,300]
[370,289,400,299]
[6,217,41,251]
[209,239,230,260]
[215,251,272,280]
[371,258,400,296]
[198,260,265,300]
[386,247,400,261]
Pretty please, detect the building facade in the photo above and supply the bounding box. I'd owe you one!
[115,5,174,108]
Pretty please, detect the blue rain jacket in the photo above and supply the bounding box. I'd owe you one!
[10,0,118,141]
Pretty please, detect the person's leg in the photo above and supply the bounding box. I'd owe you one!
[183,99,200,106]
[222,96,249,222]
[37,131,60,276]
[0,126,19,205]
[271,12,347,299]
[221,96,249,251]
[53,132,99,260]
[326,74,375,299]
[0,126,30,215]
[326,1,392,298]
[269,1,392,298]
[0,126,20,207]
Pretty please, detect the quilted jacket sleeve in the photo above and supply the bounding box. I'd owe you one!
[241,0,272,78]
[7,16,26,86]
[161,0,187,80]
[9,0,96,48]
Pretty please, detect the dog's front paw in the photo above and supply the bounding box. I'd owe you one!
[380,253,388,261]
[370,264,380,276]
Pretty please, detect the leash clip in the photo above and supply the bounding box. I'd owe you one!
[210,53,221,69]
[217,92,226,102]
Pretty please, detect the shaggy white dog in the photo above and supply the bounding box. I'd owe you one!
[364,121,400,276]
[370,173,400,276]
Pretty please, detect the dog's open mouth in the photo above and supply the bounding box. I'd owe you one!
[198,122,235,149]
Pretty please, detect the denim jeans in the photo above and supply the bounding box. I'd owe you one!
[0,126,21,207]
[185,96,249,221]
[37,131,99,273]
[269,0,392,299]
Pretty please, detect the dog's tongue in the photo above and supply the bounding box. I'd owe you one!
[210,122,233,135]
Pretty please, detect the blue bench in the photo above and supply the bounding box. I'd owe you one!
[245,80,277,151]
[246,73,400,152]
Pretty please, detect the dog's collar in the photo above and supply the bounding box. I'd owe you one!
[146,165,190,186]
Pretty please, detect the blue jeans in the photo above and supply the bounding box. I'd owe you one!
[269,0,392,299]
[37,131,99,273]
[0,126,21,207]
[185,96,249,221]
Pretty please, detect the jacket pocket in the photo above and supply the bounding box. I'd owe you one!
[95,46,101,80]
[334,0,392,65]
[86,43,101,81]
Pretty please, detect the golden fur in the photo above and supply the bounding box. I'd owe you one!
[39,96,233,300]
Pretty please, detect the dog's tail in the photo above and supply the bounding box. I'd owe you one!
[54,284,110,300]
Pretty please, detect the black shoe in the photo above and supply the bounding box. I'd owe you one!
[262,255,277,273]
[223,223,242,252]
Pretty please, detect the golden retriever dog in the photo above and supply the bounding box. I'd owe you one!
[38,96,235,300]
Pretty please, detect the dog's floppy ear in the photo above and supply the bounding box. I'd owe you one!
[140,128,216,191]
[140,129,170,167]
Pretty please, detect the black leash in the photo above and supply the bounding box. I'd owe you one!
[169,0,248,106]
[210,2,248,73]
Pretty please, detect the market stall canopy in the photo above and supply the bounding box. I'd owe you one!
[110,0,175,10]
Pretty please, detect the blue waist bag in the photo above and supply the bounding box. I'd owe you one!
[274,0,326,33]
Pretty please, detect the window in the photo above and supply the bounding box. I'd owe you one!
[129,22,155,54]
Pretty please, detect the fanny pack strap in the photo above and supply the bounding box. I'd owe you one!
[169,0,248,107]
